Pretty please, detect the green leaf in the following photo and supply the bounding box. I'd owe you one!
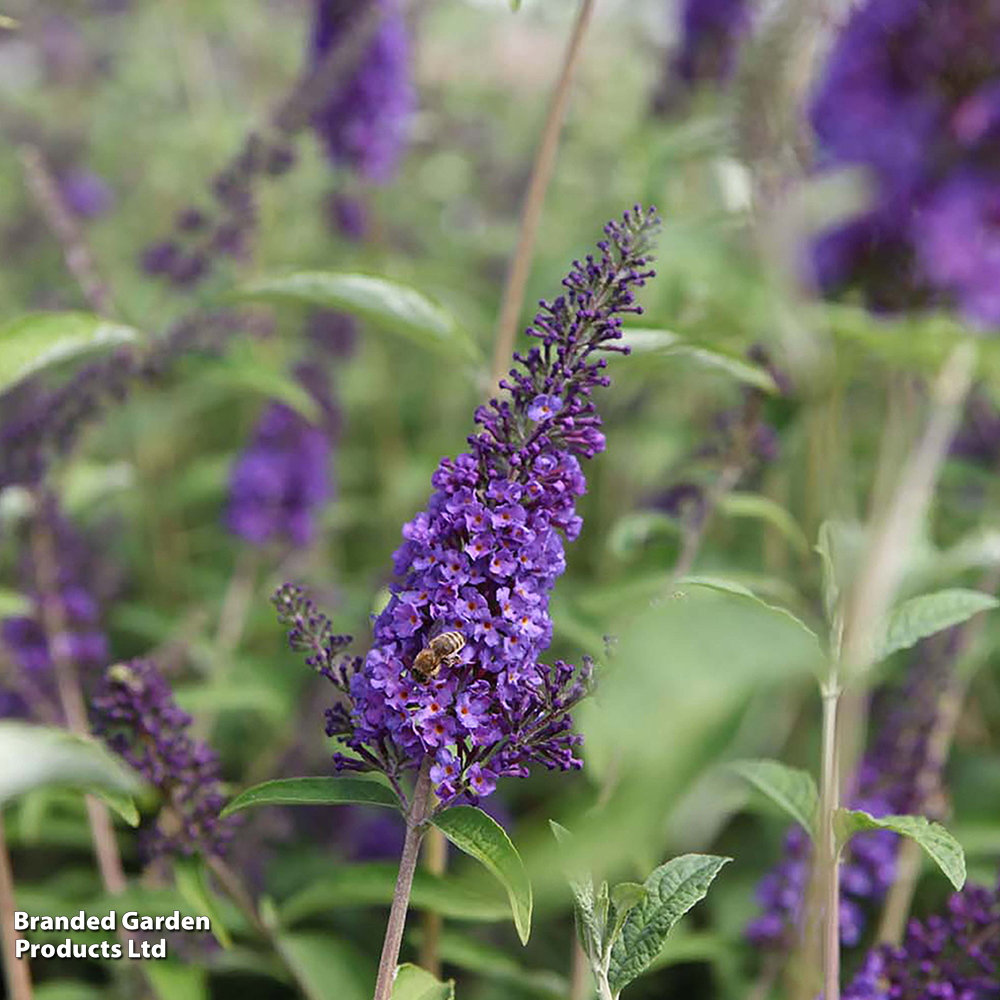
[680,576,820,644]
[509,0,522,10]
[549,821,601,959]
[717,493,810,555]
[145,962,209,1000]
[0,312,142,395]
[279,861,510,925]
[174,857,232,949]
[432,806,533,945]
[874,589,998,663]
[0,722,144,824]
[730,760,819,838]
[608,854,731,993]
[235,272,479,362]
[273,933,374,1000]
[608,882,648,952]
[834,810,966,890]
[391,964,455,1000]
[221,777,401,817]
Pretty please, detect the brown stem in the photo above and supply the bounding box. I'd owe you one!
[0,812,33,1000]
[29,508,127,895]
[490,0,597,387]
[373,758,433,1000]
[17,145,115,317]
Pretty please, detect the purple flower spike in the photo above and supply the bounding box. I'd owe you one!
[275,207,658,803]
[225,402,332,549]
[92,660,238,861]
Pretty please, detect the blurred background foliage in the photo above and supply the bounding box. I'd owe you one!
[0,1,999,999]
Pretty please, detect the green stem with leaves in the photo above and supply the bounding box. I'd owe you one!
[373,758,434,1000]
[818,665,841,1000]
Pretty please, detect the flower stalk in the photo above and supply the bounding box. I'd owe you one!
[0,812,33,1000]
[373,758,434,1000]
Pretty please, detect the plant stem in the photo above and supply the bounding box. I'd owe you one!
[0,812,33,1000]
[818,668,841,1000]
[29,507,127,896]
[373,757,434,1000]
[17,145,115,317]
[594,967,615,1000]
[490,0,596,387]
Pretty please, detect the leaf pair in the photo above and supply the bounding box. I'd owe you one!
[731,759,966,890]
[222,775,532,944]
[550,821,729,998]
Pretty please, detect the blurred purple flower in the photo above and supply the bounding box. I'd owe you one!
[809,0,1000,323]
[309,0,414,182]
[0,497,112,723]
[225,402,332,549]
[57,170,114,219]
[675,0,752,85]
[92,660,238,860]
[844,879,999,999]
[275,207,659,804]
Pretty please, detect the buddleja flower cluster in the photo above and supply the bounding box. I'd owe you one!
[811,0,1000,323]
[92,660,237,860]
[274,206,659,803]
[747,649,950,948]
[845,879,999,999]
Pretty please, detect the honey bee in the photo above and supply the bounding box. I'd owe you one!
[411,631,465,683]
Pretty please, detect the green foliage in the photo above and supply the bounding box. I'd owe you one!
[146,962,210,1000]
[174,856,233,948]
[273,933,374,1000]
[834,809,967,890]
[0,312,142,394]
[729,759,819,838]
[431,806,533,945]
[607,855,731,994]
[0,722,144,824]
[873,588,998,662]
[220,776,401,817]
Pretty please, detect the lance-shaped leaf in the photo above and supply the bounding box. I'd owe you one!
[174,856,232,949]
[834,809,966,890]
[0,722,144,825]
[432,806,533,945]
[873,589,998,663]
[235,272,479,363]
[220,776,400,817]
[730,759,819,839]
[391,964,455,1000]
[608,854,731,994]
[0,312,142,395]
